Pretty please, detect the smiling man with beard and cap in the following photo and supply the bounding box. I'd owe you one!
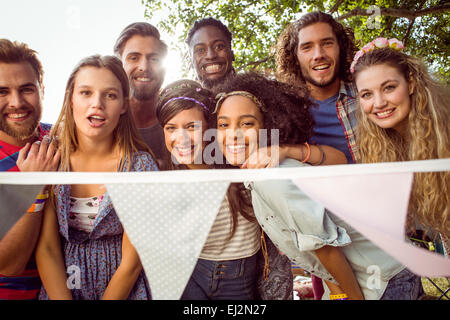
[186,18,236,89]
[0,39,60,300]
[114,22,168,163]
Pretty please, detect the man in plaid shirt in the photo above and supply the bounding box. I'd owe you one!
[276,11,360,164]
[275,11,362,299]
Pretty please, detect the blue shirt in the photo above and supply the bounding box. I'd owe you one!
[310,94,355,164]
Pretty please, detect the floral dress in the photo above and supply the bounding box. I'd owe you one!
[39,152,159,300]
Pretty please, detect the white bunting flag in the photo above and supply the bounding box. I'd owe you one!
[1,159,449,299]
[106,181,230,300]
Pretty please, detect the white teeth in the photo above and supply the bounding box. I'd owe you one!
[175,146,193,156]
[313,65,330,70]
[90,115,104,120]
[136,77,150,81]
[376,109,394,117]
[205,64,220,73]
[8,113,27,119]
[227,145,245,153]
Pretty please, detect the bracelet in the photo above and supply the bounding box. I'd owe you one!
[316,145,326,165]
[27,191,49,213]
[330,293,348,300]
[301,142,311,163]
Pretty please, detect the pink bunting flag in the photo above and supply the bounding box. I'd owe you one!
[293,172,449,277]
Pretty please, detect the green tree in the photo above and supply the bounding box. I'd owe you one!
[143,0,449,82]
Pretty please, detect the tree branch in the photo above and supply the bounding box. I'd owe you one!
[329,0,345,14]
[336,5,450,21]
[237,56,272,71]
[403,0,428,46]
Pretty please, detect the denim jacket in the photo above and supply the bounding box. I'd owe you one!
[245,158,405,300]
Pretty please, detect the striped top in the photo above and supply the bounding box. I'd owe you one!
[200,190,261,261]
[0,260,41,300]
[0,123,50,300]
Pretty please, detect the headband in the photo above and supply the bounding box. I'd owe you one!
[213,91,267,114]
[161,96,209,112]
[350,37,405,74]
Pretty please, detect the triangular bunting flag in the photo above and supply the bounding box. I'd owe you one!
[293,172,450,277]
[106,181,230,300]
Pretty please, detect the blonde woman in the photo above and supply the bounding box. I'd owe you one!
[351,38,450,242]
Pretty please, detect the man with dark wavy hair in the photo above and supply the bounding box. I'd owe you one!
[275,12,423,301]
[276,11,359,165]
[275,11,361,300]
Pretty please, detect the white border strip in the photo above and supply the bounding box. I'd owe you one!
[0,159,449,185]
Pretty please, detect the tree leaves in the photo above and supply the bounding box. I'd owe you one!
[143,0,449,82]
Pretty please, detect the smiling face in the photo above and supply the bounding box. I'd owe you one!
[0,62,42,144]
[217,95,263,166]
[163,107,207,169]
[296,22,340,91]
[71,66,126,142]
[356,63,414,136]
[189,25,234,87]
[121,35,165,101]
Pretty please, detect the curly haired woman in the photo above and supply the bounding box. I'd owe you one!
[216,73,428,300]
[156,79,293,300]
[351,38,450,245]
[212,72,423,300]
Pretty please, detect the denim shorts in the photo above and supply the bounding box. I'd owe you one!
[380,268,424,300]
[181,254,258,300]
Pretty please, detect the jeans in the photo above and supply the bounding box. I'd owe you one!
[181,254,258,300]
[380,268,424,300]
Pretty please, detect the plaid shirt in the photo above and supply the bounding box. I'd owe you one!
[335,81,360,163]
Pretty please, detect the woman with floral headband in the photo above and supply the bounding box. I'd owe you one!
[213,71,424,300]
[351,38,450,247]
[156,79,293,300]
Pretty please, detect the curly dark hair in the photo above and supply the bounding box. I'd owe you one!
[186,17,232,47]
[275,11,358,87]
[212,72,314,146]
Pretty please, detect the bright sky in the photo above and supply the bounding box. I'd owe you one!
[0,0,184,124]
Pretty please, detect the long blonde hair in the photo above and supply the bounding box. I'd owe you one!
[50,55,155,172]
[354,48,450,236]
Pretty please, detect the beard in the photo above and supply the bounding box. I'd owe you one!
[303,67,340,88]
[0,105,42,141]
[129,72,164,101]
[131,81,162,101]
[301,59,340,88]
[200,68,235,90]
[304,72,339,88]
